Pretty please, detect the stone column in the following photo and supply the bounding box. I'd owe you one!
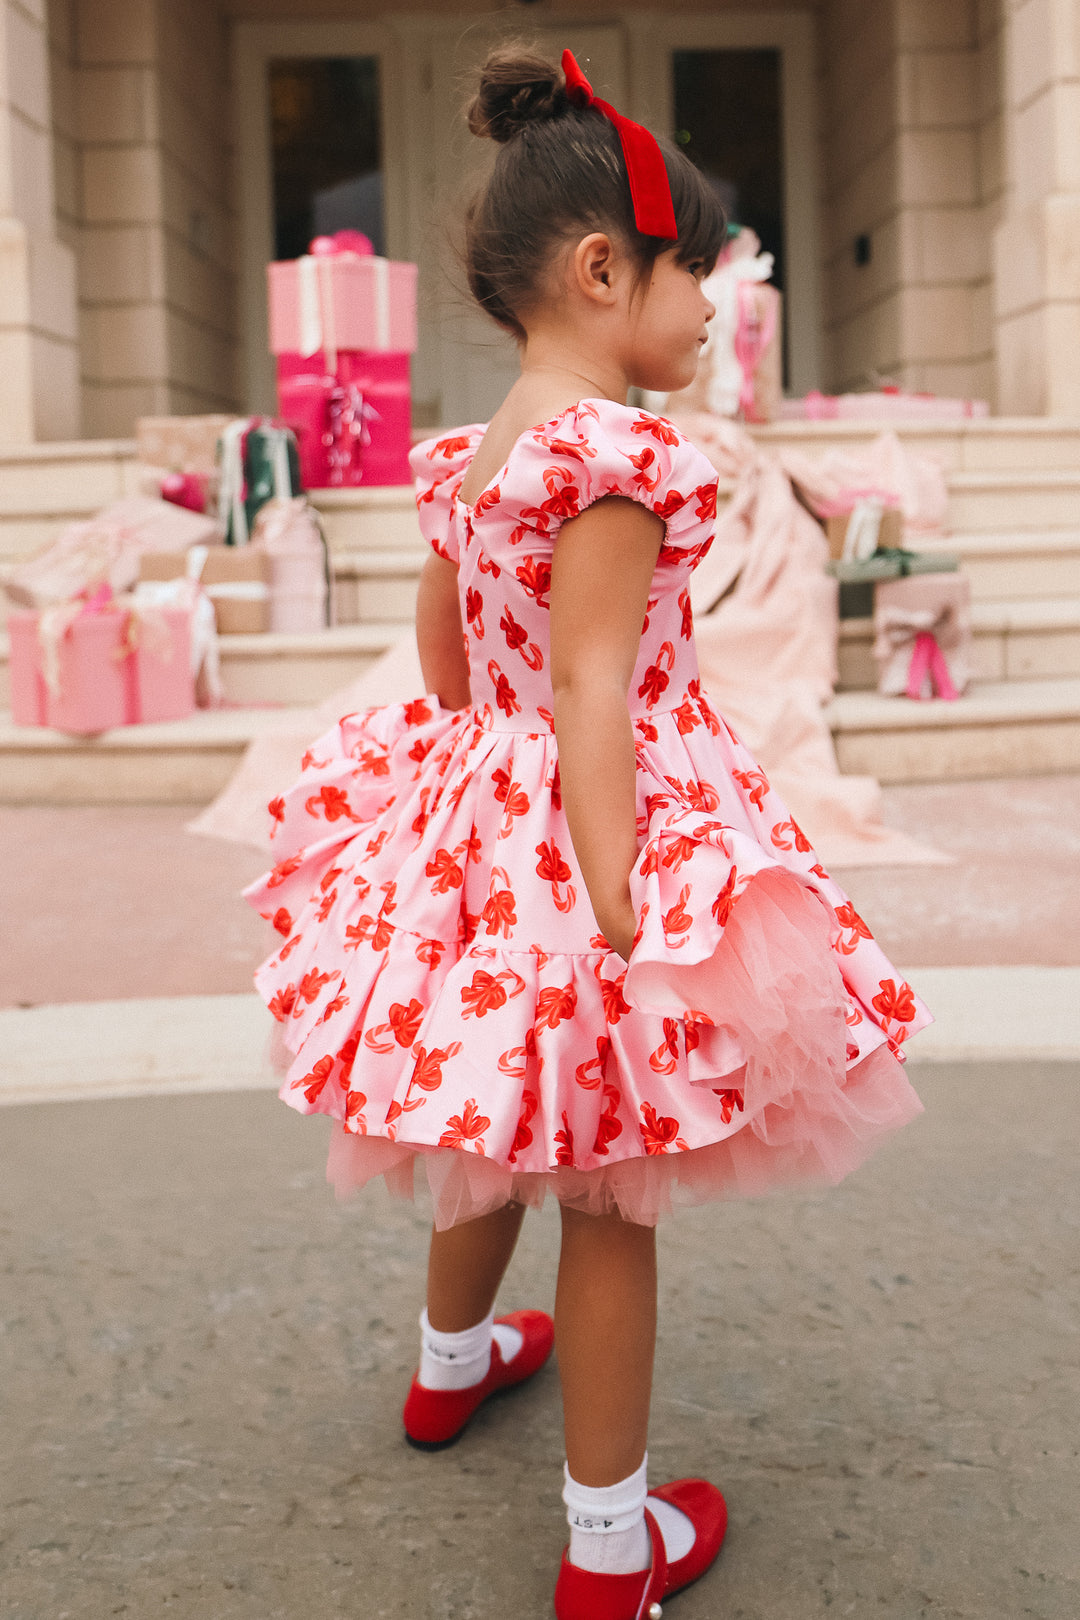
[0,0,80,440]
[993,0,1080,414]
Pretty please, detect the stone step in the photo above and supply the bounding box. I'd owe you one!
[916,530,1080,599]
[326,530,1080,620]
[944,470,1080,534]
[837,597,1080,690]
[331,548,428,624]
[753,415,1080,473]
[0,705,287,805]
[827,676,1080,782]
[0,439,141,562]
[310,486,422,554]
[4,675,1078,804]
[5,421,1080,569]
[0,622,409,711]
[312,474,1080,551]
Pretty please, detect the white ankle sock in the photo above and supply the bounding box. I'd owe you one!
[564,1457,651,1574]
[563,1456,698,1574]
[417,1308,525,1392]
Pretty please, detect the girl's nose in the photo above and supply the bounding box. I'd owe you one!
[703,295,716,323]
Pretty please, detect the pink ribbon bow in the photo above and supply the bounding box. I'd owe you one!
[904,630,958,701]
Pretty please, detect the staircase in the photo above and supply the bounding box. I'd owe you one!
[2,418,1079,801]
[755,418,1080,783]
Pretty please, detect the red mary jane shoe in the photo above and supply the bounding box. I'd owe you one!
[553,1480,727,1620]
[402,1308,554,1450]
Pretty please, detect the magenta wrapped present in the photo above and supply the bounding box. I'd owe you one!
[268,236,417,359]
[277,350,412,488]
[8,586,195,734]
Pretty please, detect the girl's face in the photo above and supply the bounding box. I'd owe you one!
[625,249,715,395]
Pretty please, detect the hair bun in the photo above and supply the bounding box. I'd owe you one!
[467,47,567,143]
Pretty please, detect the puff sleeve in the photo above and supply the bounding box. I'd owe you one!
[502,398,718,566]
[409,427,484,564]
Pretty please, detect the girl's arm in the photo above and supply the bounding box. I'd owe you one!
[550,496,663,961]
[416,552,471,711]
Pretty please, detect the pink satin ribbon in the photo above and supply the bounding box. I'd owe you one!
[905,630,958,700]
[733,281,778,420]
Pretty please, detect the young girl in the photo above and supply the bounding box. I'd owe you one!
[246,46,928,1618]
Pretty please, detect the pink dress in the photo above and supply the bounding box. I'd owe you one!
[245,399,928,1227]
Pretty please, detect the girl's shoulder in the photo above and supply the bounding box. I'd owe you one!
[509,397,720,557]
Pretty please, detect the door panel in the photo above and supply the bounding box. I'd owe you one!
[428,24,626,428]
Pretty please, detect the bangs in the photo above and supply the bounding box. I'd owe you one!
[660,145,727,273]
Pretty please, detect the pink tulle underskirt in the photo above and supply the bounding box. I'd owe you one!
[326,1039,919,1228]
[320,868,924,1229]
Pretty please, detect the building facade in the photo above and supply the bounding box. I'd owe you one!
[0,0,1077,445]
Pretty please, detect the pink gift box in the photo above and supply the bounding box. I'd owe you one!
[277,351,412,488]
[268,253,417,357]
[779,389,990,422]
[8,599,195,734]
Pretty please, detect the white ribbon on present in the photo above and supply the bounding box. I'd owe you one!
[372,254,390,350]
[296,250,392,368]
[37,596,98,698]
[202,581,270,601]
[842,498,886,561]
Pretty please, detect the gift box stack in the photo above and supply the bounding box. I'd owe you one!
[822,495,961,617]
[268,230,418,488]
[819,495,971,701]
[3,496,228,734]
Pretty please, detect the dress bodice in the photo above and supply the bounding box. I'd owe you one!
[411,399,720,734]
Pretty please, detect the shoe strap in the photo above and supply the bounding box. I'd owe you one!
[633,1510,668,1620]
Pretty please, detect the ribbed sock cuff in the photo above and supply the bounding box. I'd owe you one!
[417,1307,494,1391]
[562,1455,649,1535]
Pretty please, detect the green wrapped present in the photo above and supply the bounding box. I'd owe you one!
[219,418,303,546]
[828,547,960,618]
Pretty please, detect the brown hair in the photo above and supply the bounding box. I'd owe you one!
[464,46,726,341]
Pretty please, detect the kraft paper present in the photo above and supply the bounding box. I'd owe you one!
[138,545,272,635]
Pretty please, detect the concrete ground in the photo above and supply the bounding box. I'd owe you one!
[1,775,1079,1010]
[3,1067,1078,1620]
[3,775,1078,1617]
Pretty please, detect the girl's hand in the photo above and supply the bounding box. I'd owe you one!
[596,896,638,964]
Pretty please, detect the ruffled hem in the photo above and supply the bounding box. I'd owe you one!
[324,1040,922,1228]
[248,691,928,1227]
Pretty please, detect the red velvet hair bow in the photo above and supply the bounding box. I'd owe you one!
[561,50,678,240]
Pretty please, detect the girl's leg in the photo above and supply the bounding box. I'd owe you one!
[425,1200,528,1331]
[555,1205,657,1487]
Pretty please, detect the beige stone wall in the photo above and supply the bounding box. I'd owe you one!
[68,0,239,438]
[993,0,1080,415]
[820,0,1003,404]
[819,0,901,391]
[0,0,80,440]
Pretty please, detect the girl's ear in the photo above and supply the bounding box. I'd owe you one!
[571,232,620,306]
